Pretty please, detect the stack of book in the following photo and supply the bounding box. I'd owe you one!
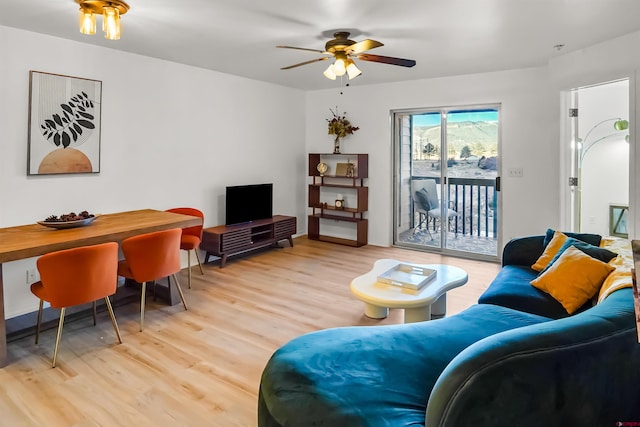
[378,263,437,291]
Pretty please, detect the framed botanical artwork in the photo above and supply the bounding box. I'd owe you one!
[27,71,102,175]
[609,205,628,238]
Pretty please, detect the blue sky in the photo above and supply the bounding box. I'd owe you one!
[413,110,498,127]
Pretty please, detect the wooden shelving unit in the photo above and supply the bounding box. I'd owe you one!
[308,153,368,247]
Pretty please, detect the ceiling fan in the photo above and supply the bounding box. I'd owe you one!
[277,31,416,80]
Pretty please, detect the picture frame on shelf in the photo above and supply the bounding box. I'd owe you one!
[335,162,349,176]
[336,162,356,177]
[609,205,628,238]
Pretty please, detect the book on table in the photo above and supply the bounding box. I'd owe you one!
[378,263,437,290]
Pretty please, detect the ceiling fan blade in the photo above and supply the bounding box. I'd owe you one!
[276,45,328,54]
[356,53,416,67]
[348,39,383,54]
[281,57,332,70]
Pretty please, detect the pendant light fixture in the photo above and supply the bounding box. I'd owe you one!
[77,0,129,40]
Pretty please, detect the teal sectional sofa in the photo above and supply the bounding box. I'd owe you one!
[258,233,640,426]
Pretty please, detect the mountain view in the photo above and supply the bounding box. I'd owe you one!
[413,120,498,160]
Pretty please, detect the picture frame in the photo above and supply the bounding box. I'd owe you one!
[335,162,356,177]
[28,71,102,175]
[335,162,349,176]
[609,205,629,238]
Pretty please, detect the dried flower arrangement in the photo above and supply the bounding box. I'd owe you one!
[327,107,359,153]
[327,107,359,138]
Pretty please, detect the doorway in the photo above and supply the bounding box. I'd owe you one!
[393,105,500,260]
[568,79,629,237]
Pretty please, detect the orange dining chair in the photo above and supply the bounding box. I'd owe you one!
[166,207,205,289]
[117,228,187,331]
[30,242,122,368]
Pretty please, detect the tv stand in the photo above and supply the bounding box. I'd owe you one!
[200,215,296,268]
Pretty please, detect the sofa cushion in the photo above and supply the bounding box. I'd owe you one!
[531,246,615,314]
[541,237,618,274]
[259,304,552,427]
[531,230,568,271]
[478,265,591,318]
[542,228,601,247]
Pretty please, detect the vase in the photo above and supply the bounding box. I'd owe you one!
[333,136,341,154]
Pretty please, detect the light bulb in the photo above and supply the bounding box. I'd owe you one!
[323,65,337,80]
[79,7,96,35]
[332,58,346,76]
[614,119,629,131]
[103,6,121,40]
[346,61,362,79]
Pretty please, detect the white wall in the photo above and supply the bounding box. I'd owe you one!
[305,29,640,250]
[549,30,640,238]
[0,26,306,318]
[305,68,558,248]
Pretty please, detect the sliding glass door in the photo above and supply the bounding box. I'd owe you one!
[393,105,500,259]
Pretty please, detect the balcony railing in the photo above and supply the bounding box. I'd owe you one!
[411,176,497,238]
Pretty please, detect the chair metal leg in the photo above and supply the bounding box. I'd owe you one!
[425,228,433,240]
[153,280,157,302]
[92,301,97,326]
[35,299,43,344]
[171,274,188,311]
[104,296,122,344]
[419,213,433,240]
[412,212,434,240]
[194,249,204,275]
[140,281,147,332]
[52,307,66,368]
[187,250,192,289]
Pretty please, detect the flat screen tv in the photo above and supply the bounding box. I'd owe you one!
[225,183,273,226]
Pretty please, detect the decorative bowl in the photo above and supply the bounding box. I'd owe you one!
[38,216,96,229]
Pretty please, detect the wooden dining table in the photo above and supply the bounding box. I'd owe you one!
[0,209,202,367]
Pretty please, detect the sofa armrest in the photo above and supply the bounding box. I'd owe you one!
[426,288,640,427]
[501,235,545,267]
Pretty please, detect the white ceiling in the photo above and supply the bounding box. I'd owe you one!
[3,0,640,90]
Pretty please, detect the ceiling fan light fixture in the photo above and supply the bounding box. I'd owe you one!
[76,0,129,40]
[346,60,362,79]
[332,58,346,77]
[277,31,415,82]
[323,65,337,80]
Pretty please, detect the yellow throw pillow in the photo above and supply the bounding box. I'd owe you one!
[531,231,568,272]
[530,245,615,314]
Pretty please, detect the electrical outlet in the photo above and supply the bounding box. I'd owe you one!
[508,167,524,178]
[26,269,39,284]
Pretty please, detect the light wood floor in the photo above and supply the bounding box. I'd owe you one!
[0,237,500,427]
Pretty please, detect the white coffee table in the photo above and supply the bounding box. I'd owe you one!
[350,259,468,323]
